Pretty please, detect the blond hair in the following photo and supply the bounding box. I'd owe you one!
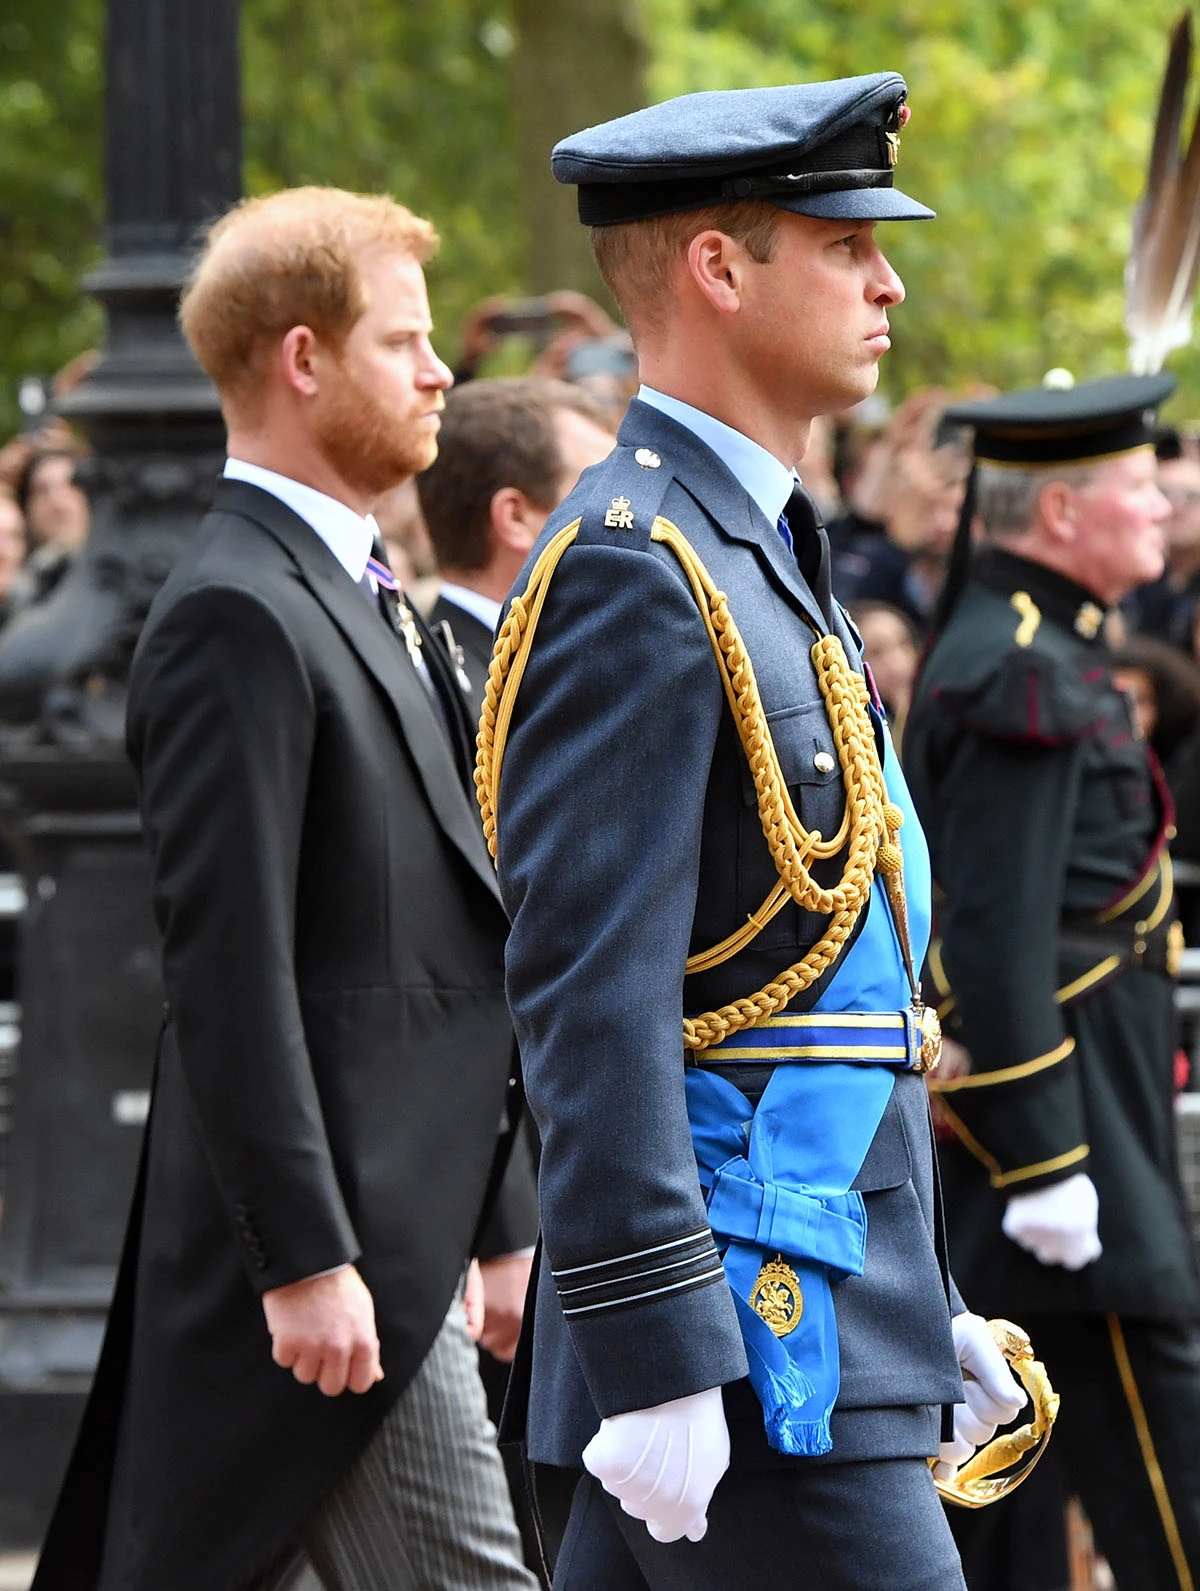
[590,200,781,339]
[179,186,438,416]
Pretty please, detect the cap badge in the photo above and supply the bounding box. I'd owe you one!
[1075,602,1104,639]
[603,495,635,530]
[885,103,910,169]
[634,448,661,469]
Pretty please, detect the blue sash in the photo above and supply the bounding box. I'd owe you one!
[685,722,932,1455]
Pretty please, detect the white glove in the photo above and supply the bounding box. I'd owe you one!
[934,1311,1028,1481]
[582,1386,730,1543]
[1002,1172,1101,1270]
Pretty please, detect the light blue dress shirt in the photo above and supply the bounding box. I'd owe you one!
[636,385,801,533]
[223,458,379,585]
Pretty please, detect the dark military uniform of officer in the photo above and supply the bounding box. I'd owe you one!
[468,75,1026,1591]
[905,378,1200,1591]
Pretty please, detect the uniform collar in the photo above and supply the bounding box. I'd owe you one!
[636,385,799,528]
[971,545,1108,644]
[223,458,378,583]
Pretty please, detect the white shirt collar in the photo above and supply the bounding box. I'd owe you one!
[436,582,502,636]
[223,458,378,583]
[636,386,799,528]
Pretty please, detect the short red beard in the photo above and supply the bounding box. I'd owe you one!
[313,355,440,498]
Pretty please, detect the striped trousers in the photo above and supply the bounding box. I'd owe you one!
[253,1295,538,1591]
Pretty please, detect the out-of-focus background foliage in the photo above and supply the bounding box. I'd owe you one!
[0,0,1197,435]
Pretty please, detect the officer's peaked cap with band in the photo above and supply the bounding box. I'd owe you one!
[942,373,1177,467]
[551,73,934,227]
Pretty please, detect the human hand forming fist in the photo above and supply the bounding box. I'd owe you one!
[262,1264,383,1397]
[1002,1173,1101,1270]
[934,1312,1027,1481]
[582,1386,730,1544]
[477,1250,534,1363]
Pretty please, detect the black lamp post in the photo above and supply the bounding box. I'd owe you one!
[0,0,239,1543]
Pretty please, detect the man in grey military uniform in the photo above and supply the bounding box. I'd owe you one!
[480,78,1026,1588]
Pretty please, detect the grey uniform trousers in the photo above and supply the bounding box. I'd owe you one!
[546,1457,967,1591]
[252,1296,538,1591]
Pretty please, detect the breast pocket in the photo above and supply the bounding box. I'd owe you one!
[735,699,846,949]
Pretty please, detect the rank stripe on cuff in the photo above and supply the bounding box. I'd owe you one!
[560,1264,728,1319]
[936,1096,1089,1190]
[992,1143,1090,1189]
[552,1227,723,1317]
[551,1226,714,1280]
[557,1247,723,1302]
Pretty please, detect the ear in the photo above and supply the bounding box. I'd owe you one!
[490,486,545,554]
[685,229,750,316]
[1037,479,1078,545]
[279,326,321,399]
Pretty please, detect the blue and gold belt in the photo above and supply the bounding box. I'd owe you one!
[693,1008,940,1072]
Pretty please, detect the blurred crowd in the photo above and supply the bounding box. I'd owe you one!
[0,353,95,638]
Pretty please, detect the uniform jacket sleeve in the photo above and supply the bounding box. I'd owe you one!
[127,582,360,1291]
[495,535,748,1418]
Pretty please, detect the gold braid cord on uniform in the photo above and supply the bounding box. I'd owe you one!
[932,1320,1061,1509]
[478,520,1051,1509]
[475,515,907,1052]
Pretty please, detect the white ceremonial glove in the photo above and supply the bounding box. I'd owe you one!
[582,1386,730,1544]
[934,1311,1028,1481]
[1001,1172,1102,1271]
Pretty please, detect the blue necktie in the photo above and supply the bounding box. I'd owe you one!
[780,484,835,632]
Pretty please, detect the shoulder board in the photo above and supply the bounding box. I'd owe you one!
[932,646,1102,746]
[571,444,675,552]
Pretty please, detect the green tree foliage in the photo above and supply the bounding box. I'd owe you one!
[0,0,103,436]
[4,0,1200,432]
[651,0,1199,414]
[241,0,524,357]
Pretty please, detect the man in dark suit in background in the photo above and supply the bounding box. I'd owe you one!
[418,378,615,710]
[33,187,537,1591]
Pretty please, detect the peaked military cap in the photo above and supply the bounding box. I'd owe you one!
[552,73,934,226]
[944,373,1177,467]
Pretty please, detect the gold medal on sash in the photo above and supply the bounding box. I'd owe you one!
[750,1256,804,1337]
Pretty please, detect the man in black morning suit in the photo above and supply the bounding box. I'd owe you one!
[480,78,1026,1590]
[32,189,536,1591]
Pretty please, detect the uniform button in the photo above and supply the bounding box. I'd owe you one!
[634,448,661,469]
[813,751,836,774]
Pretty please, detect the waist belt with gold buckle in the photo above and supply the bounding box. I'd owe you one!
[691,1008,941,1074]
